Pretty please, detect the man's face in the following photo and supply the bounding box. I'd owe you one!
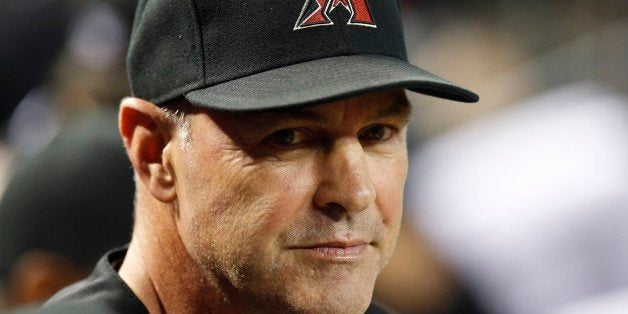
[170,90,410,313]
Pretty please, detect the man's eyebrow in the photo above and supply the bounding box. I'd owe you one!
[234,96,411,129]
[246,107,329,129]
[368,98,412,122]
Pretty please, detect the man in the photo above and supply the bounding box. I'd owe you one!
[42,0,477,313]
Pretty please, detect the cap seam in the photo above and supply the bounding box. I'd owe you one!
[337,3,350,55]
[127,0,150,97]
[189,0,207,85]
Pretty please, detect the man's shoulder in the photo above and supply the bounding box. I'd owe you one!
[39,247,146,314]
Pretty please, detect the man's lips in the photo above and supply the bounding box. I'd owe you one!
[288,240,371,261]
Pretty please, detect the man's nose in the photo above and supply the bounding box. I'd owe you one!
[313,138,376,217]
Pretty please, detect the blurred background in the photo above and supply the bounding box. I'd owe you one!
[0,0,627,313]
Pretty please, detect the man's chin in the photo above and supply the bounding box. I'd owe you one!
[277,274,376,314]
[233,249,381,312]
[284,290,373,314]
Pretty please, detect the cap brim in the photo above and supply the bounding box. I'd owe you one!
[185,54,479,111]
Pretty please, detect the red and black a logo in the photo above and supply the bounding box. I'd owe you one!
[294,0,376,30]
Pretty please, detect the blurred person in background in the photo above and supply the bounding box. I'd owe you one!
[0,122,134,309]
[0,0,137,310]
[0,0,70,133]
[6,0,132,158]
[0,0,71,198]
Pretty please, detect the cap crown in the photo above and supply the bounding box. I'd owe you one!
[127,0,407,105]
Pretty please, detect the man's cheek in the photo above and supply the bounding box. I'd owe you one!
[369,156,405,267]
[371,156,406,211]
[243,165,317,236]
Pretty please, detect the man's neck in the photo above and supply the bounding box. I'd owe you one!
[118,199,229,314]
[118,239,164,313]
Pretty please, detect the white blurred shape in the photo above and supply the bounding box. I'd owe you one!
[7,87,60,156]
[552,288,628,314]
[67,1,127,71]
[407,82,628,314]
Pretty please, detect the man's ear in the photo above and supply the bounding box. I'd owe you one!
[119,97,177,202]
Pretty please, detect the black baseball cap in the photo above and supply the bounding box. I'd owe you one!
[127,0,479,111]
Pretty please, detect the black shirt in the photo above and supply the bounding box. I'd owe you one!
[41,247,388,313]
[41,247,146,313]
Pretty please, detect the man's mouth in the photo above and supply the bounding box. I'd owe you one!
[288,240,370,262]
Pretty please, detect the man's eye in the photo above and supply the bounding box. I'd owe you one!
[266,129,308,147]
[359,125,395,141]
